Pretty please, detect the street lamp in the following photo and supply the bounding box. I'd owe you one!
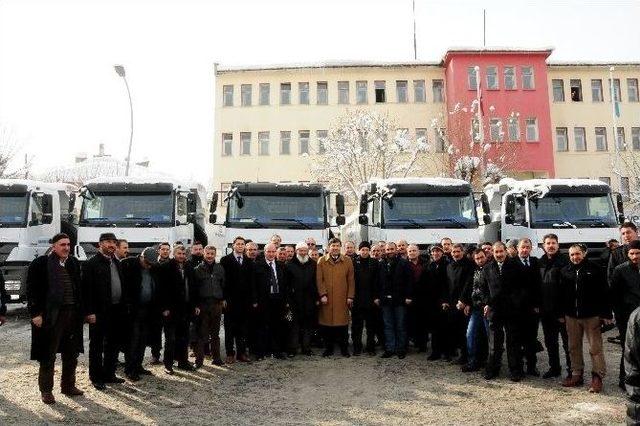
[114,64,133,176]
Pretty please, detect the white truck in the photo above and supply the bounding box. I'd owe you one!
[75,177,210,260]
[212,182,345,253]
[481,178,624,260]
[344,178,487,249]
[0,179,77,302]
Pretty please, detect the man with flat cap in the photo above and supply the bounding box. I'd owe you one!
[82,232,127,390]
[26,233,84,404]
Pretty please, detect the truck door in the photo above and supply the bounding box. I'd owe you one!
[174,192,192,246]
[26,192,56,257]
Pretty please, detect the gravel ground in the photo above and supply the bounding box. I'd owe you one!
[0,305,628,425]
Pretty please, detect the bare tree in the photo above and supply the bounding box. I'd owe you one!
[0,125,32,178]
[618,149,640,214]
[310,109,433,201]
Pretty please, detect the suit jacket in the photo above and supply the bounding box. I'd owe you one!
[82,252,124,316]
[252,259,288,308]
[157,258,195,317]
[0,272,7,316]
[501,256,542,317]
[220,252,254,309]
[120,257,161,309]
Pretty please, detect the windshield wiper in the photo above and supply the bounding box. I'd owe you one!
[427,218,468,229]
[230,217,265,228]
[385,218,423,228]
[271,218,311,229]
[571,218,610,227]
[534,219,576,228]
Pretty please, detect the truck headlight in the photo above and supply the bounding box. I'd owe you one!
[4,280,21,291]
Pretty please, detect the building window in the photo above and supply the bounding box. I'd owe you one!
[316,130,327,154]
[617,127,626,150]
[223,85,233,106]
[259,83,270,105]
[435,128,446,152]
[432,80,444,103]
[338,81,349,104]
[299,130,310,155]
[508,117,520,142]
[486,66,498,90]
[490,118,502,142]
[375,81,386,103]
[628,78,639,102]
[574,127,586,151]
[609,78,621,102]
[521,66,534,89]
[570,79,583,102]
[467,67,477,90]
[240,84,251,106]
[413,80,425,102]
[299,82,309,105]
[356,81,368,104]
[555,127,568,151]
[595,127,608,151]
[280,83,291,105]
[240,132,251,155]
[552,79,564,102]
[504,66,516,90]
[396,80,408,103]
[222,133,233,156]
[415,128,427,145]
[258,131,269,155]
[632,127,640,150]
[471,117,480,142]
[317,82,328,105]
[621,176,631,201]
[280,131,291,155]
[525,118,538,142]
[591,79,603,102]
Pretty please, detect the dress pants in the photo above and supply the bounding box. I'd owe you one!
[38,306,79,393]
[89,304,126,383]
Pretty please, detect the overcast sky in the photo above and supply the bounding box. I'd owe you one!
[0,0,638,186]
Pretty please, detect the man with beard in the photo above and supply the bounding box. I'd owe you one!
[114,239,129,262]
[377,242,413,359]
[426,244,449,361]
[27,233,84,404]
[538,233,571,379]
[441,238,453,262]
[188,242,205,267]
[351,241,381,356]
[220,236,253,363]
[285,242,318,356]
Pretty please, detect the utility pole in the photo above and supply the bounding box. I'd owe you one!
[483,9,486,47]
[413,0,417,60]
[114,65,134,177]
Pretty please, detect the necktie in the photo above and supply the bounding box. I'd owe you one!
[498,263,502,274]
[523,258,529,267]
[237,256,242,265]
[269,261,279,294]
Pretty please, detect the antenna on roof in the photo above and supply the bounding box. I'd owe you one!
[483,9,486,47]
[412,0,417,60]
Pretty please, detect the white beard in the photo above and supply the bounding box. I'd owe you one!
[297,254,309,264]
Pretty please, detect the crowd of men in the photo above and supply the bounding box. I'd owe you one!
[3,221,640,405]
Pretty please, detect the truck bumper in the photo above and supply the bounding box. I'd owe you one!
[2,263,29,303]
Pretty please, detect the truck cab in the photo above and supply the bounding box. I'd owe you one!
[0,180,76,302]
[213,182,344,252]
[347,178,485,249]
[481,178,623,261]
[75,177,208,260]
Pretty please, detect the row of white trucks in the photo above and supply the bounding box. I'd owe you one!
[1,177,624,303]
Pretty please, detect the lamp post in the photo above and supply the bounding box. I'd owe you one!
[114,64,133,176]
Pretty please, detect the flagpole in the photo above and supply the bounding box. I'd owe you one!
[610,66,621,179]
[412,0,417,60]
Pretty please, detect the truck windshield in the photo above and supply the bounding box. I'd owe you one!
[382,194,478,228]
[81,192,173,226]
[227,194,325,229]
[0,193,29,227]
[529,194,617,228]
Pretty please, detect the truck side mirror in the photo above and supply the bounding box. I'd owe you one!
[209,213,217,224]
[335,216,346,226]
[505,194,515,215]
[358,214,368,225]
[480,193,490,215]
[335,194,345,216]
[504,214,514,225]
[211,193,219,208]
[359,194,368,215]
[40,194,54,224]
[483,214,491,225]
[69,193,76,211]
[187,192,197,214]
[616,192,625,216]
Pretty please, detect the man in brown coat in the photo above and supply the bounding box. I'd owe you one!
[317,238,355,357]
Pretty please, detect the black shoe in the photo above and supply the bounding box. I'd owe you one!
[194,362,203,369]
[212,359,224,366]
[427,353,440,361]
[150,357,162,365]
[367,350,376,356]
[126,373,141,382]
[442,354,452,362]
[287,353,296,359]
[177,362,195,371]
[322,349,334,358]
[455,356,468,366]
[398,352,406,360]
[92,382,106,391]
[526,368,540,377]
[353,349,362,357]
[165,367,174,375]
[380,351,394,358]
[484,370,498,380]
[255,356,265,361]
[301,350,313,356]
[137,368,153,376]
[509,373,523,382]
[341,350,351,358]
[104,376,125,384]
[461,364,480,373]
[542,369,561,379]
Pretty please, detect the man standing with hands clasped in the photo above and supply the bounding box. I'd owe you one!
[27,233,84,404]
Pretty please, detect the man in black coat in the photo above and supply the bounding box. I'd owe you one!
[608,222,638,286]
[158,245,196,374]
[120,247,161,381]
[501,237,543,380]
[425,244,449,361]
[538,233,571,379]
[377,242,413,359]
[611,239,640,390]
[442,243,474,363]
[26,233,84,404]
[82,232,126,390]
[0,270,7,326]
[220,236,253,363]
[252,243,289,360]
[351,241,380,356]
[285,242,318,356]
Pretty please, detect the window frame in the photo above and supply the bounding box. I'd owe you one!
[574,127,587,151]
[552,79,565,102]
[486,66,499,90]
[591,79,603,102]
[299,130,310,155]
[504,66,516,90]
[299,82,310,105]
[240,84,252,107]
[413,80,426,103]
[521,66,535,90]
[317,81,328,105]
[280,131,291,155]
[259,83,270,106]
[240,132,251,156]
[356,81,368,104]
[280,83,291,105]
[555,127,568,152]
[432,79,444,103]
[595,127,608,151]
[396,80,408,103]
[338,81,349,105]
[223,84,234,107]
[525,118,539,142]
[221,133,233,156]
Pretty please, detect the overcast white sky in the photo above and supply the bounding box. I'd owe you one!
[0,0,638,186]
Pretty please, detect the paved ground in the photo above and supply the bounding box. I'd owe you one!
[0,305,629,425]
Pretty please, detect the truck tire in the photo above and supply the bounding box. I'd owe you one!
[194,223,208,246]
